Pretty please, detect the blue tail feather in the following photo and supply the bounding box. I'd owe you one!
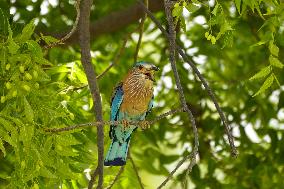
[104,137,131,166]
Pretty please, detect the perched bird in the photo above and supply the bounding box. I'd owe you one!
[104,61,159,166]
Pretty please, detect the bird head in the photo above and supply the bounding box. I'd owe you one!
[133,61,159,82]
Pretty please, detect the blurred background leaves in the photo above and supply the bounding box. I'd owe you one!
[0,0,284,188]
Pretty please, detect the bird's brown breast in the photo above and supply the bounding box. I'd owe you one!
[120,73,153,116]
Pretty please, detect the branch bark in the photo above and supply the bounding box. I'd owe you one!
[44,107,184,133]
[134,0,148,62]
[105,166,125,189]
[157,1,199,187]
[78,0,104,188]
[129,154,144,189]
[157,153,195,189]
[44,0,81,49]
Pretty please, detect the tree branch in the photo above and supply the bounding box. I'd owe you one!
[105,166,125,189]
[157,153,195,189]
[137,0,237,157]
[134,0,148,62]
[44,0,81,49]
[78,0,104,188]
[155,1,199,188]
[96,27,134,80]
[129,154,144,189]
[44,107,184,133]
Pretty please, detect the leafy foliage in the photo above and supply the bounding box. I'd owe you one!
[0,0,284,188]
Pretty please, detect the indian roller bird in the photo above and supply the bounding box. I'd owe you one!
[104,61,159,166]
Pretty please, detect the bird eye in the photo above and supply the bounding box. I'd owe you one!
[138,65,143,70]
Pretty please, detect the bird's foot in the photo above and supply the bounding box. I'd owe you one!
[122,119,130,128]
[140,120,150,130]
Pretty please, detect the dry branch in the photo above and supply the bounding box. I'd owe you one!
[96,27,135,80]
[157,1,199,187]
[105,166,125,189]
[78,0,104,188]
[44,107,184,133]
[157,153,196,189]
[129,154,145,189]
[44,0,81,49]
[134,0,148,62]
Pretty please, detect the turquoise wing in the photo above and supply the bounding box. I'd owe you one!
[145,95,154,118]
[109,83,124,138]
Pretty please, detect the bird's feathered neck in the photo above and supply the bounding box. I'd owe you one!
[122,69,153,101]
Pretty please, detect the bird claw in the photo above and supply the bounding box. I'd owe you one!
[122,120,130,128]
[140,120,150,130]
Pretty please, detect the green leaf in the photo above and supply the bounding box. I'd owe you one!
[34,56,52,66]
[23,97,34,122]
[39,167,56,178]
[186,4,199,13]
[172,5,183,18]
[273,74,281,87]
[40,35,59,45]
[0,139,6,157]
[0,8,8,36]
[269,55,283,68]
[0,127,16,147]
[19,124,34,148]
[26,40,43,57]
[253,74,274,97]
[56,135,80,146]
[7,36,19,55]
[250,40,268,47]
[18,19,35,42]
[235,0,242,14]
[0,117,15,132]
[0,47,7,73]
[55,145,78,156]
[269,41,279,57]
[212,3,219,16]
[249,66,271,80]
[180,17,186,32]
[216,21,234,40]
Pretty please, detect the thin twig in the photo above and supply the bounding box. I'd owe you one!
[68,29,134,92]
[44,0,81,49]
[44,107,184,133]
[88,167,99,187]
[105,146,133,189]
[182,157,196,189]
[78,0,104,188]
[105,166,125,189]
[96,31,132,80]
[137,0,237,157]
[157,152,196,189]
[134,0,148,62]
[157,2,199,188]
[129,154,144,189]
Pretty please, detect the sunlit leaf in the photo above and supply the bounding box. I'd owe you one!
[249,66,271,80]
[17,19,35,42]
[253,74,274,97]
[0,139,6,157]
[23,97,34,122]
[235,0,242,14]
[269,55,283,68]
[269,41,279,57]
[212,3,219,16]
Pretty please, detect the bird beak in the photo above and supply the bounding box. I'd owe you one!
[151,65,159,71]
[149,66,159,82]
